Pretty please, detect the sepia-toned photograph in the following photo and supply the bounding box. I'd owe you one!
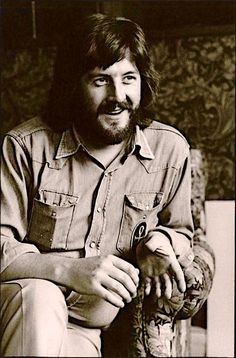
[1,1,235,357]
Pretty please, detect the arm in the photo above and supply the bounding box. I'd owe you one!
[136,150,194,298]
[1,251,139,308]
[135,148,214,320]
[1,134,139,307]
[129,149,215,358]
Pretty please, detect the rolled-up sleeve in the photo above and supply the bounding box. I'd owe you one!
[149,150,194,268]
[1,135,39,273]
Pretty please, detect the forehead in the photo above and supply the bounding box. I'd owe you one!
[87,57,140,77]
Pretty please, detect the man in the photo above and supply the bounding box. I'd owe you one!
[1,14,194,357]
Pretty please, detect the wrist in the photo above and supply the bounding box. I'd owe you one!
[53,256,76,289]
[142,232,171,253]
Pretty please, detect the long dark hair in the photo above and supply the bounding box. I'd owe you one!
[43,13,160,131]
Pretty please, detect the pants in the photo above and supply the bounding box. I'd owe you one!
[0,279,102,357]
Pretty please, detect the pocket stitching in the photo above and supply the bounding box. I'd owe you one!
[125,192,163,210]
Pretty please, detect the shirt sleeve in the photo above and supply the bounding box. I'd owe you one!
[1,134,40,273]
[149,149,194,268]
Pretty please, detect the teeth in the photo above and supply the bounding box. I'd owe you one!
[106,108,123,115]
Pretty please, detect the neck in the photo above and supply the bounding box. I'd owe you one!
[79,136,125,168]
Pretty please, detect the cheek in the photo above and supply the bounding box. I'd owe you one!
[131,83,141,107]
[86,89,106,111]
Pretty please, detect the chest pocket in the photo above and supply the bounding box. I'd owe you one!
[117,192,163,254]
[27,190,79,251]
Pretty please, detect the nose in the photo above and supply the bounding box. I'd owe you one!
[108,81,126,103]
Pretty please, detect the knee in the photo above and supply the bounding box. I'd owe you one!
[16,279,67,320]
[23,279,66,304]
[1,280,68,356]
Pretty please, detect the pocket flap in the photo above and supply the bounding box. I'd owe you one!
[125,192,163,210]
[38,190,79,206]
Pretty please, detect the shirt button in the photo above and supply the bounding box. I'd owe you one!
[97,207,102,213]
[90,241,96,248]
[104,173,108,177]
[52,211,56,217]
[188,254,194,261]
[145,205,150,210]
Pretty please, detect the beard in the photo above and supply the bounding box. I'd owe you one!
[90,117,135,145]
[75,100,139,146]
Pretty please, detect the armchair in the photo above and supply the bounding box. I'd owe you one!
[102,149,215,357]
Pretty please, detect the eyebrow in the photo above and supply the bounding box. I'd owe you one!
[122,71,139,76]
[87,70,139,79]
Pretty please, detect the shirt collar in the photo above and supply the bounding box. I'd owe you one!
[55,124,155,160]
[55,126,81,159]
[132,125,155,160]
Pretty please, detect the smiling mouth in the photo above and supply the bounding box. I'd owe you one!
[104,106,127,115]
[105,109,123,116]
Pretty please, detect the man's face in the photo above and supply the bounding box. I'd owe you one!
[77,56,141,145]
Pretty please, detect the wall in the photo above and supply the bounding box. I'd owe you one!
[149,34,235,200]
[206,201,235,357]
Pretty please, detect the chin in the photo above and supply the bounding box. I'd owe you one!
[96,123,134,145]
[97,132,127,145]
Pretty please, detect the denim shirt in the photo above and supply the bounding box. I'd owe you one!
[1,117,194,272]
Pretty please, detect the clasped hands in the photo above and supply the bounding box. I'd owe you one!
[72,232,185,308]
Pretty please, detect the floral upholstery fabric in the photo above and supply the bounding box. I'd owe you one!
[102,149,215,357]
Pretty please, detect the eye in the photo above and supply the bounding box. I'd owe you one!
[122,75,137,85]
[93,77,109,87]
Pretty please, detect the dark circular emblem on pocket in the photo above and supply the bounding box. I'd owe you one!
[133,222,147,238]
[132,221,147,249]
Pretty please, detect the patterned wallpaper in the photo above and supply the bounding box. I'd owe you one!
[2,34,235,199]
[149,34,235,200]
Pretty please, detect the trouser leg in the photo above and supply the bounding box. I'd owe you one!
[65,321,101,357]
[0,279,101,357]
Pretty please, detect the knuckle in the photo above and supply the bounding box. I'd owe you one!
[120,272,128,282]
[103,254,113,267]
[90,278,99,292]
[92,270,102,283]
[112,282,121,292]
[91,275,97,286]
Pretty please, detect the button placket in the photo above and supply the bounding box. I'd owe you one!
[85,172,111,256]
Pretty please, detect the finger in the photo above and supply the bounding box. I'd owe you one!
[112,255,140,284]
[102,275,133,303]
[144,277,152,296]
[111,256,140,287]
[170,260,186,293]
[162,273,172,299]
[94,284,125,308]
[154,276,162,298]
[108,266,138,298]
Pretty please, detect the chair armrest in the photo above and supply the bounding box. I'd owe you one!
[176,233,215,319]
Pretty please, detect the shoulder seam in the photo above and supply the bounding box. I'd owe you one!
[147,124,190,147]
[7,117,52,140]
[5,133,30,157]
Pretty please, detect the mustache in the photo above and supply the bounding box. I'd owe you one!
[98,99,133,114]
